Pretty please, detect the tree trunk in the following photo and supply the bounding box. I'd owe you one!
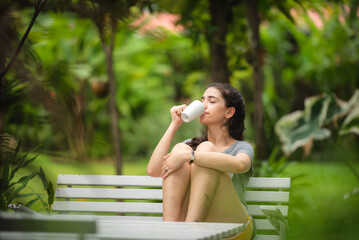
[106,47,123,175]
[99,26,123,175]
[245,0,267,159]
[208,0,230,83]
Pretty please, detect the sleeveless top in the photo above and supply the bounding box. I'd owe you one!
[223,141,254,207]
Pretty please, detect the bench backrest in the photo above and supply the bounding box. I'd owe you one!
[53,175,290,240]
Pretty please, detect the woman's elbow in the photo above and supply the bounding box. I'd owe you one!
[146,167,160,177]
[234,161,251,174]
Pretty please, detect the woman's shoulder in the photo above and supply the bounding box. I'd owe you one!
[230,140,254,160]
[233,140,253,149]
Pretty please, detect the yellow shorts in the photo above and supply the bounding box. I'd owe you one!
[223,211,253,240]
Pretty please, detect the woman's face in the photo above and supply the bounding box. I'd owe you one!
[200,87,232,126]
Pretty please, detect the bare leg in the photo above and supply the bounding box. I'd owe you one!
[162,143,192,221]
[185,141,221,222]
[185,141,248,223]
[203,173,248,223]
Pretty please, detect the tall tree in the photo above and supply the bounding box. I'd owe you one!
[245,0,267,159]
[67,0,146,174]
[208,0,230,83]
[157,0,232,84]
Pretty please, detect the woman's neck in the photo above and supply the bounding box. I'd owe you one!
[207,126,234,148]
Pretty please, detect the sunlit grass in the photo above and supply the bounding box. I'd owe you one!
[283,162,359,240]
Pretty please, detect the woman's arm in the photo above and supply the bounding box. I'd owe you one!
[161,150,251,179]
[146,104,186,177]
[192,151,252,174]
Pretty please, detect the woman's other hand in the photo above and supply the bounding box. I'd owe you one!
[161,150,191,179]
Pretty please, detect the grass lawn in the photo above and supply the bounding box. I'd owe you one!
[282,161,359,240]
[10,154,359,240]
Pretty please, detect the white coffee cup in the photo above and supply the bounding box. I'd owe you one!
[181,100,205,122]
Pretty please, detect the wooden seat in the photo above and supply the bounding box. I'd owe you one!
[53,175,290,240]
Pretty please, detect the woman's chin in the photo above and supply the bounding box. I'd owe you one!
[199,117,208,125]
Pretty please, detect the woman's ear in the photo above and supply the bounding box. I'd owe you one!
[226,107,235,119]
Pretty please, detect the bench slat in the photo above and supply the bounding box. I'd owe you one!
[245,191,289,203]
[53,201,163,214]
[55,188,289,203]
[53,201,286,218]
[57,175,290,189]
[57,175,162,187]
[254,235,280,240]
[246,178,290,189]
[55,188,163,200]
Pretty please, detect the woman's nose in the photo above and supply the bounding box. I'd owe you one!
[203,101,208,109]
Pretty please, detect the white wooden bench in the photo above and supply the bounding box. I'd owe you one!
[53,175,290,240]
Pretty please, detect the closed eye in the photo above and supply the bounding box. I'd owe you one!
[202,96,219,103]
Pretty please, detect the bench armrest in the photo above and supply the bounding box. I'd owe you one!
[260,206,289,240]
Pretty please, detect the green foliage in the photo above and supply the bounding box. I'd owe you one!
[258,146,293,177]
[340,90,359,136]
[342,159,359,200]
[24,10,207,160]
[0,137,54,212]
[3,1,359,167]
[344,187,359,199]
[261,3,359,152]
[275,90,359,156]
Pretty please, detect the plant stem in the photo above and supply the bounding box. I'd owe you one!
[0,0,47,81]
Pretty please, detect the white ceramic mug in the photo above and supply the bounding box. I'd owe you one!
[181,100,205,122]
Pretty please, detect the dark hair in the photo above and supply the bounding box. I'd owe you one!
[187,82,246,150]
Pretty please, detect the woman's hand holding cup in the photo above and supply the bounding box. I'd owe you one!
[181,100,205,123]
[170,104,186,126]
[170,100,205,127]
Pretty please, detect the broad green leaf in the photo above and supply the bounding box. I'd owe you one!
[10,172,38,198]
[38,167,49,189]
[10,154,38,181]
[25,193,45,208]
[1,158,10,187]
[47,181,55,207]
[275,92,351,155]
[17,193,40,198]
[340,89,359,136]
[14,140,21,158]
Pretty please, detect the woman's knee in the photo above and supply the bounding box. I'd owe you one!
[172,142,192,152]
[196,141,217,152]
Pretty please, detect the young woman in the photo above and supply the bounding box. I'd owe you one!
[147,82,255,240]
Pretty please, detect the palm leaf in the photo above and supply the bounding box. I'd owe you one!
[9,172,38,200]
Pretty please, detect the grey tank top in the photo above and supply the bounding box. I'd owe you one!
[222,141,254,207]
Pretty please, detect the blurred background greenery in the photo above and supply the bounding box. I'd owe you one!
[1,0,358,239]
